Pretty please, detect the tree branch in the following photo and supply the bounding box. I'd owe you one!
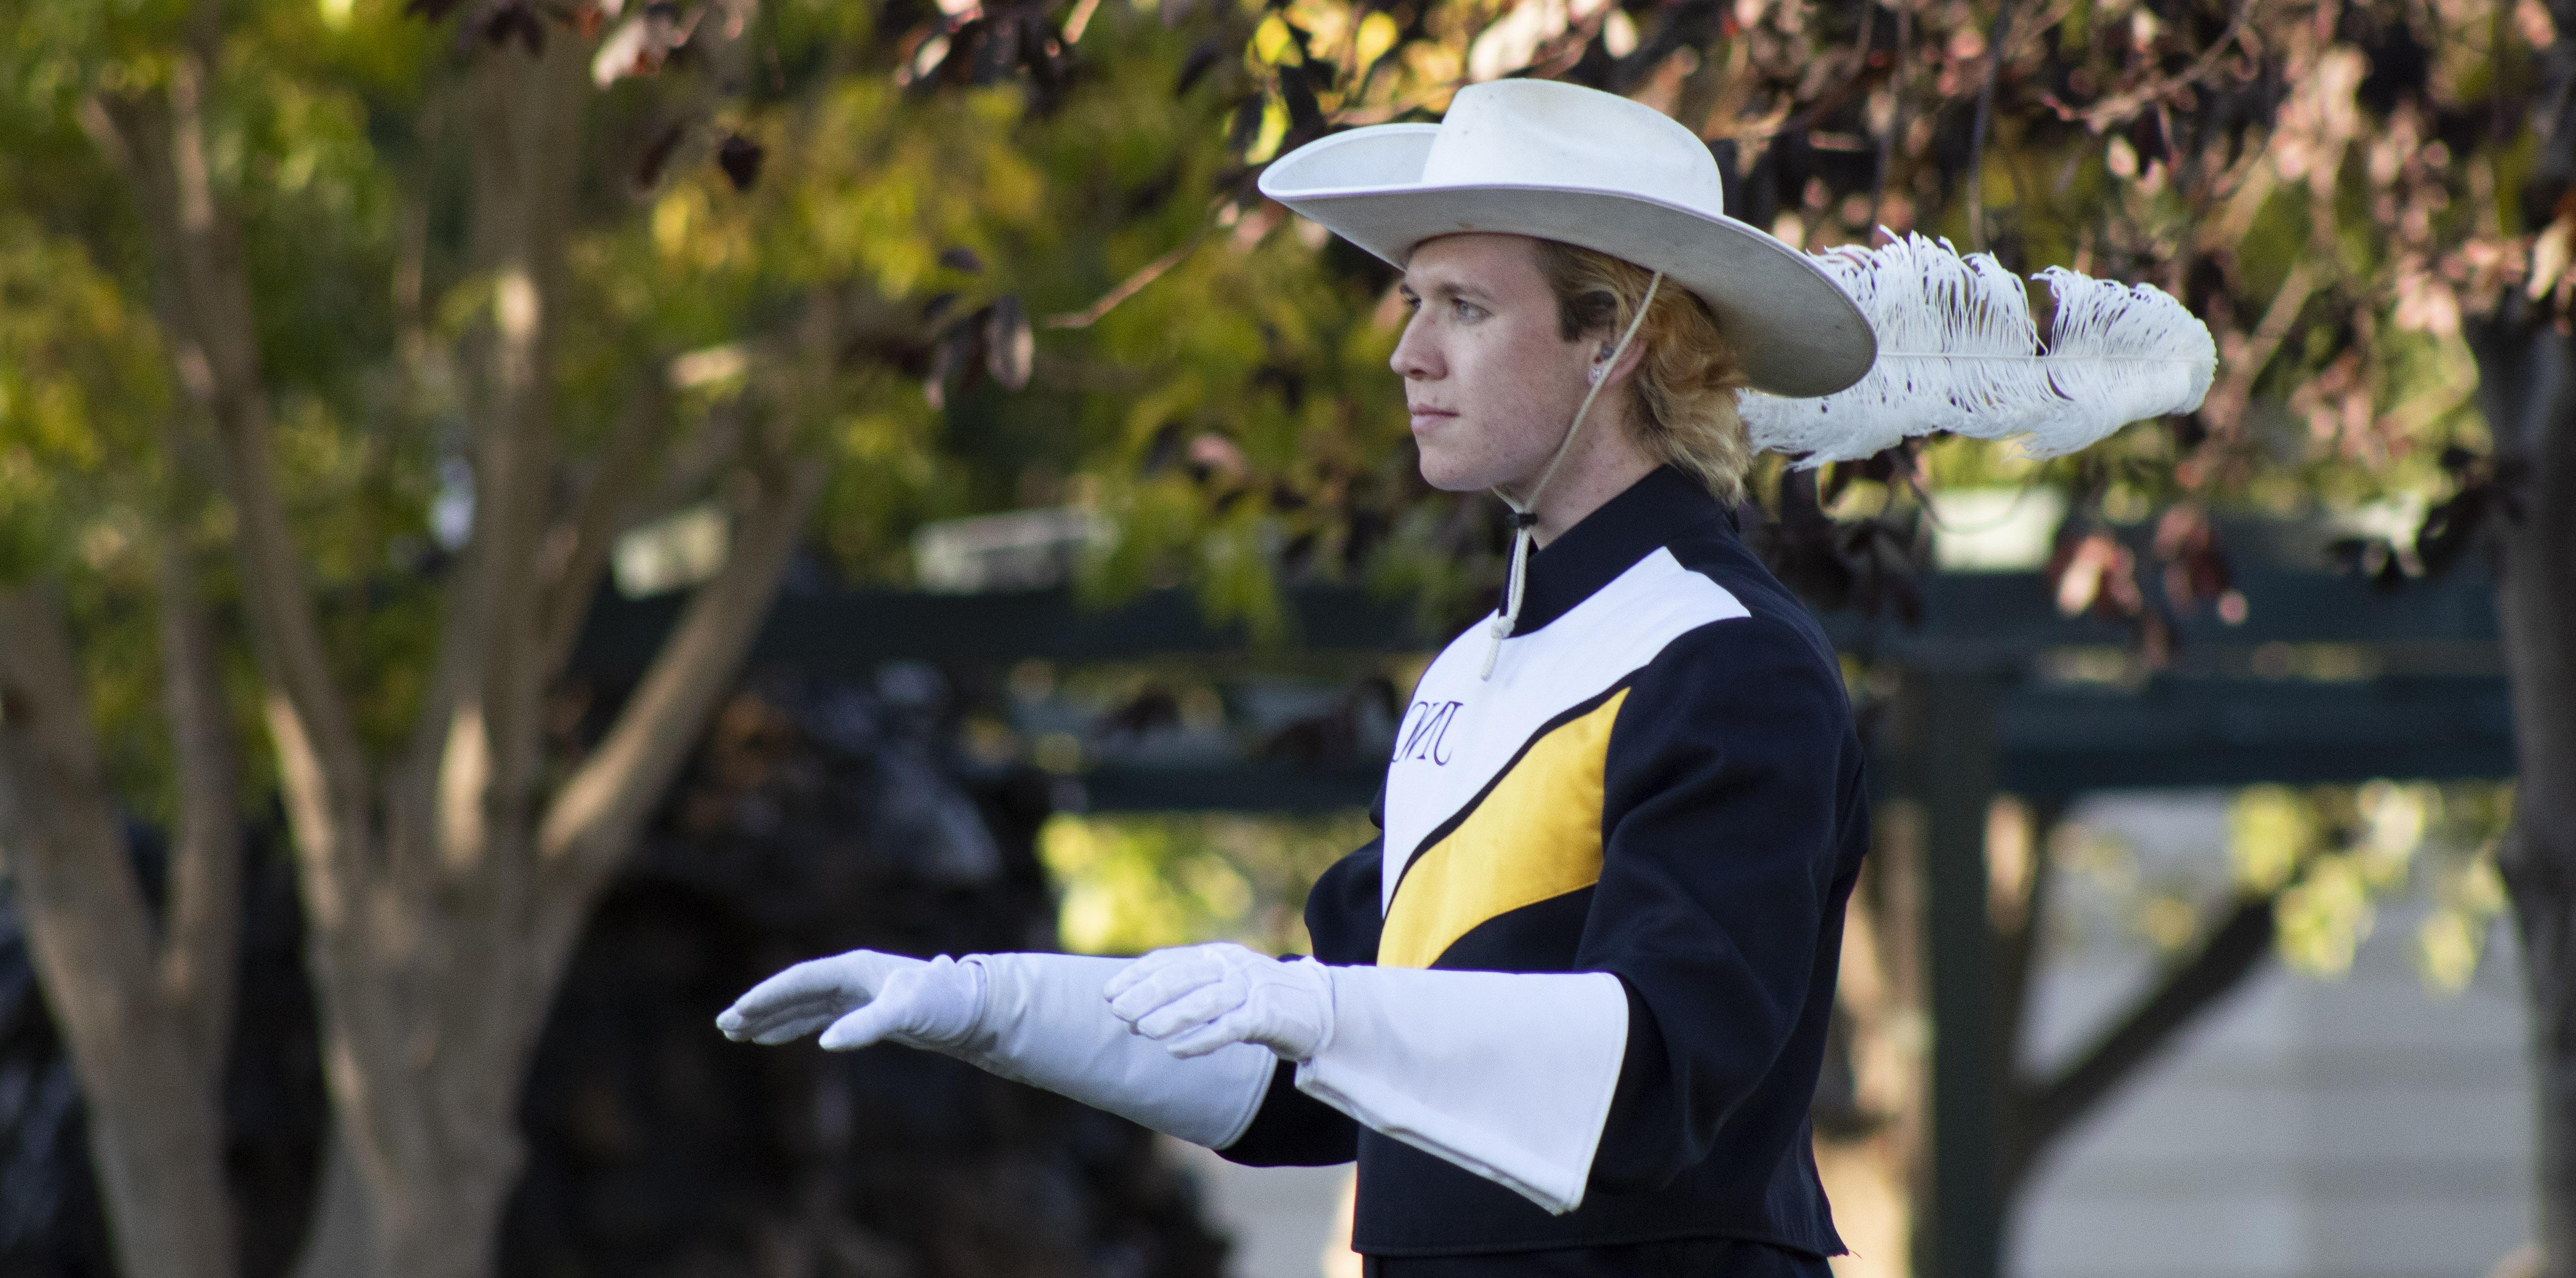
[535,453,827,919]
[1045,226,1216,329]
[643,396,751,521]
[0,589,161,1030]
[2044,0,2255,132]
[151,514,244,1071]
[2003,890,2277,1189]
[83,48,375,894]
[536,376,674,686]
[1866,6,1913,231]
[2198,260,2317,432]
[1043,187,1248,330]
[432,36,591,883]
[1964,0,2017,251]
[381,37,590,897]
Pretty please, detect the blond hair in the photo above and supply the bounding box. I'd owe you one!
[1531,240,1754,504]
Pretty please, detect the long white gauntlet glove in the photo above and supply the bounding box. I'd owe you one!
[1107,941,1630,1215]
[719,948,1274,1149]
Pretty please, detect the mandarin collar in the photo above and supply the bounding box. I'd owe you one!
[1508,465,1733,635]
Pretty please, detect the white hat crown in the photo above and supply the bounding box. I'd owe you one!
[1419,81,1729,218]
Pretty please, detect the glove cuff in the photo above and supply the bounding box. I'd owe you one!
[956,951,1274,1149]
[1277,957,1339,1064]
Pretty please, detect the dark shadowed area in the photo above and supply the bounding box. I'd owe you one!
[0,664,1230,1278]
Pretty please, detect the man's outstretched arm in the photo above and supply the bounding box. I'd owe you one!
[719,947,1275,1149]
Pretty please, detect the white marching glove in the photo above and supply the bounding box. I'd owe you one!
[716,950,983,1051]
[1106,941,1336,1061]
[720,947,1273,1149]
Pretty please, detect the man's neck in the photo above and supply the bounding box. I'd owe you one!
[1513,448,1660,548]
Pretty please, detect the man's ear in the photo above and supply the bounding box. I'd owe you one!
[1585,343,1610,385]
[1593,336,1646,389]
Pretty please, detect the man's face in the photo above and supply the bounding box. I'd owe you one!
[1391,234,1596,494]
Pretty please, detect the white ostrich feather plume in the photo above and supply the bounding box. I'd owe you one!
[1739,234,2216,466]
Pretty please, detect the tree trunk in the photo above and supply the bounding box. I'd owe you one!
[280,449,827,1278]
[2481,307,2576,1277]
[1814,798,1929,1278]
[0,587,240,1278]
[2,801,236,1278]
[292,1127,384,1278]
[290,35,592,1278]
[2512,818,2576,1278]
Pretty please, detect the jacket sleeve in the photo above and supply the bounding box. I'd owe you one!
[1217,832,1382,1167]
[1577,615,1864,1194]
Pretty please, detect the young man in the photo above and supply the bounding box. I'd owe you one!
[721,80,1878,1276]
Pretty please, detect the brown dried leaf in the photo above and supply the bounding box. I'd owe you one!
[717,133,765,191]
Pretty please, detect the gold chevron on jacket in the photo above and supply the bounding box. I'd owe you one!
[1378,689,1630,969]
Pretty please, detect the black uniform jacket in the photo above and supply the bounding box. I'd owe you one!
[1219,465,1869,1268]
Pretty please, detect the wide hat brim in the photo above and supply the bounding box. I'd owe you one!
[1260,125,1876,400]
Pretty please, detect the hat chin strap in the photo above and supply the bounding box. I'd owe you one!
[1481,271,1663,680]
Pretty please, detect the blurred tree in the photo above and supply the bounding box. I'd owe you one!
[0,1,1410,1277]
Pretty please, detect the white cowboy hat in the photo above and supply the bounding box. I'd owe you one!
[1256,79,1877,399]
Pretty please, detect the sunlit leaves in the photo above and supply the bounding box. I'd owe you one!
[1058,207,1415,627]
[1040,809,1375,954]
[0,219,164,579]
[2266,780,2436,977]
[2418,831,2507,993]
[2229,785,2317,895]
[2275,852,2379,975]
[1244,94,1289,162]
[1251,14,1300,66]
[1352,11,1398,70]
[2224,781,2515,983]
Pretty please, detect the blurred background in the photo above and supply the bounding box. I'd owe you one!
[0,0,2565,1276]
